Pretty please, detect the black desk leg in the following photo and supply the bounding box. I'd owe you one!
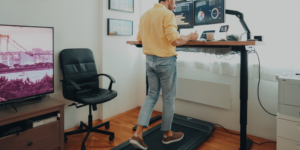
[239,49,253,150]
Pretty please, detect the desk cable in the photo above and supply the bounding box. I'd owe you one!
[210,50,278,145]
[183,45,238,61]
[224,50,276,116]
[214,124,276,145]
[180,47,277,117]
[254,50,277,117]
[215,50,277,146]
[177,48,277,145]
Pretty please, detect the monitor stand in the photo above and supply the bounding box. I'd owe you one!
[10,103,18,112]
[226,9,251,40]
[8,95,46,112]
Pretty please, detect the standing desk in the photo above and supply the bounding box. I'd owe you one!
[127,40,264,150]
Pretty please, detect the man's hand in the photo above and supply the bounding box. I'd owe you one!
[189,31,199,41]
[171,31,199,46]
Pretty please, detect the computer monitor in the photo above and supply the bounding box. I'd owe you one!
[194,0,225,26]
[174,1,194,29]
[0,25,54,104]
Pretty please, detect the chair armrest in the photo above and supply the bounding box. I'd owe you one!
[92,74,116,90]
[96,74,116,83]
[69,103,87,108]
[60,79,81,91]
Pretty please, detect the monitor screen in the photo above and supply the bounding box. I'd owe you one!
[194,0,225,26]
[174,1,194,29]
[0,25,54,104]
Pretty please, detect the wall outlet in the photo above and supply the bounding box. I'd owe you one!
[246,45,255,51]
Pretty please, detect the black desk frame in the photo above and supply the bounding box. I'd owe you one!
[176,45,253,150]
[226,9,252,150]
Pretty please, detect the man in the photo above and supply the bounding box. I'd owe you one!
[130,0,199,149]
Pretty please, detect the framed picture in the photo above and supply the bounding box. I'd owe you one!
[107,18,133,36]
[109,0,134,13]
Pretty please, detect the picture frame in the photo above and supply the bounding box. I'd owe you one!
[107,18,133,36]
[109,0,134,13]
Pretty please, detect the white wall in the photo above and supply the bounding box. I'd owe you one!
[0,0,103,130]
[100,0,141,119]
[137,0,283,141]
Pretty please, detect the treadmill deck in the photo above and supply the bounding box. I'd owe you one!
[111,114,215,150]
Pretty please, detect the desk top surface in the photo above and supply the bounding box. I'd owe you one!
[127,41,264,46]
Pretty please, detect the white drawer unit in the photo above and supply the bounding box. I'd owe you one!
[277,113,300,150]
[276,73,300,118]
[277,137,300,150]
[277,118,300,141]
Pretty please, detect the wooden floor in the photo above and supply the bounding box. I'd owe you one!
[62,107,276,150]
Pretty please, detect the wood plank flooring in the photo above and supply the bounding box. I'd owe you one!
[62,107,276,150]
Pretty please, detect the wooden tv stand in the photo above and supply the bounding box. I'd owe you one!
[0,95,65,150]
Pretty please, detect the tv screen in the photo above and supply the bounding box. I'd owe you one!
[194,0,225,26]
[174,1,194,29]
[0,25,54,104]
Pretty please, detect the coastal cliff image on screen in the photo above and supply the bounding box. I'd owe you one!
[0,26,53,102]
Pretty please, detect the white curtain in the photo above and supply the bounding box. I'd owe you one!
[177,51,257,79]
[177,50,300,82]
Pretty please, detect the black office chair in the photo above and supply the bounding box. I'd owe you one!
[59,48,117,150]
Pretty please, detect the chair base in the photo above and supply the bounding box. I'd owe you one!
[65,121,114,150]
[64,105,114,150]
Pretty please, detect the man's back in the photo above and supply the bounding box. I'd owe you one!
[137,4,180,57]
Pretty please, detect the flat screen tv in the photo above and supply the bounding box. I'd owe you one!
[0,25,54,104]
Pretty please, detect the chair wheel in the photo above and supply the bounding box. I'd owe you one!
[132,127,136,131]
[64,136,68,142]
[81,145,86,150]
[109,135,114,141]
[79,122,85,129]
[105,124,110,129]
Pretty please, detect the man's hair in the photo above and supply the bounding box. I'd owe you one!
[159,0,166,3]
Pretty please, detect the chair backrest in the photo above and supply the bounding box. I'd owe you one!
[59,48,98,99]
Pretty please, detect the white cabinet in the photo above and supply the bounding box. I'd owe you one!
[277,113,300,150]
[277,73,300,118]
[277,137,300,150]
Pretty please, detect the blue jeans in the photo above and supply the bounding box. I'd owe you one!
[137,55,177,131]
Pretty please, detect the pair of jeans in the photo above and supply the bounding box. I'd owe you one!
[137,55,177,131]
